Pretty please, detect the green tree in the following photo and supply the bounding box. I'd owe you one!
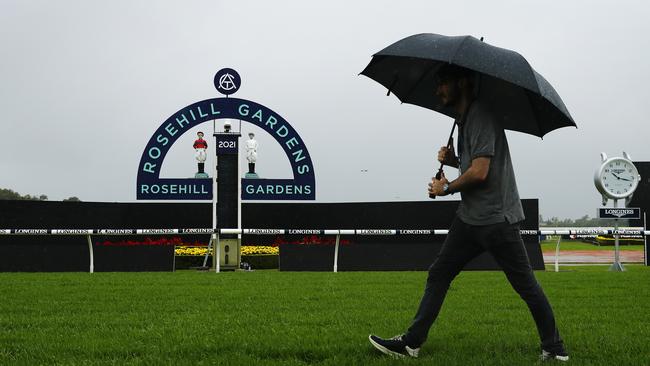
[0,188,22,200]
[539,214,629,227]
[0,188,48,201]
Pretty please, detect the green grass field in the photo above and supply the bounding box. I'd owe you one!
[1,267,649,365]
[540,240,645,252]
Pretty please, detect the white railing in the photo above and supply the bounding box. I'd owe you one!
[2,227,648,235]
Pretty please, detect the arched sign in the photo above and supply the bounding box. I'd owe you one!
[136,97,315,200]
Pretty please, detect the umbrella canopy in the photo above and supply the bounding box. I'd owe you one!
[360,33,576,137]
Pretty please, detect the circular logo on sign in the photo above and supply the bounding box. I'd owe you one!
[214,68,241,95]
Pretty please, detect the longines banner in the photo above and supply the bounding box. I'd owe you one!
[136,69,315,201]
[597,208,641,219]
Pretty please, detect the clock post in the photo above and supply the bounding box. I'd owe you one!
[594,151,642,272]
[610,199,624,272]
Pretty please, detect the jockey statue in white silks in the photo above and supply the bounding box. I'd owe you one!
[193,131,208,174]
[246,132,258,174]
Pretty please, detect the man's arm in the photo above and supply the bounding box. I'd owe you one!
[429,156,490,196]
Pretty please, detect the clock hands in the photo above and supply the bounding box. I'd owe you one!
[611,172,633,182]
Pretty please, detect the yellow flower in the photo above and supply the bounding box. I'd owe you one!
[174,246,209,256]
[240,246,278,255]
[174,245,279,256]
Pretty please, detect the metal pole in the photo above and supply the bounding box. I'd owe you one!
[554,235,561,273]
[237,123,242,269]
[212,119,218,273]
[212,119,218,235]
[202,235,213,268]
[333,233,340,273]
[86,235,94,274]
[610,199,625,271]
[643,212,648,266]
[215,233,221,273]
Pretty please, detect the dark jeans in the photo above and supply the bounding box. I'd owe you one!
[403,218,564,353]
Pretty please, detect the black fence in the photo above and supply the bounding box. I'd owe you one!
[250,200,541,271]
[0,199,541,271]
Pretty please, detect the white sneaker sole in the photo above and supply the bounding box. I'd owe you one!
[553,355,569,362]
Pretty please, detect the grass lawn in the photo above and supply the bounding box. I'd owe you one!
[1,267,649,365]
[540,240,645,252]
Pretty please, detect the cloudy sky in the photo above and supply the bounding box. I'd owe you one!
[1,0,649,220]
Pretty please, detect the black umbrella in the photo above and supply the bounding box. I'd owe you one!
[360,33,576,138]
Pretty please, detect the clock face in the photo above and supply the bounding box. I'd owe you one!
[597,158,639,198]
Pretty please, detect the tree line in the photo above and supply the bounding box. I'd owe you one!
[539,214,628,227]
[0,188,80,202]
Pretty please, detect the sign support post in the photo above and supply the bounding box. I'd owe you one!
[643,212,650,266]
[213,126,241,271]
[212,119,219,272]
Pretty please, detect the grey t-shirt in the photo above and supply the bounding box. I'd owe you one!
[456,100,525,225]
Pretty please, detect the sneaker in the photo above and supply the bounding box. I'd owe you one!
[368,334,419,358]
[540,349,569,362]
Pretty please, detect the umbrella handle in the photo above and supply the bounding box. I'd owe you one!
[429,121,457,199]
[428,166,445,199]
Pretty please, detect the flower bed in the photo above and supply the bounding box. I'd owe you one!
[175,246,209,256]
[174,245,279,269]
[595,235,644,246]
[241,245,279,256]
[174,245,279,256]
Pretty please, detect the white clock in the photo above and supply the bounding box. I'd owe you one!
[594,152,640,204]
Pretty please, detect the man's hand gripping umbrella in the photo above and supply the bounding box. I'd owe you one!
[429,122,457,199]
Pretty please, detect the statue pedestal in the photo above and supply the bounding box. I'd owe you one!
[244,172,259,179]
[194,172,209,179]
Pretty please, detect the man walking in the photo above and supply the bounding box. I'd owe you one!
[369,65,568,362]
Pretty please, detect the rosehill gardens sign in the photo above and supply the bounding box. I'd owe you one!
[136,69,315,201]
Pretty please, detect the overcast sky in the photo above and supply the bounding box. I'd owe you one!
[1,0,649,220]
